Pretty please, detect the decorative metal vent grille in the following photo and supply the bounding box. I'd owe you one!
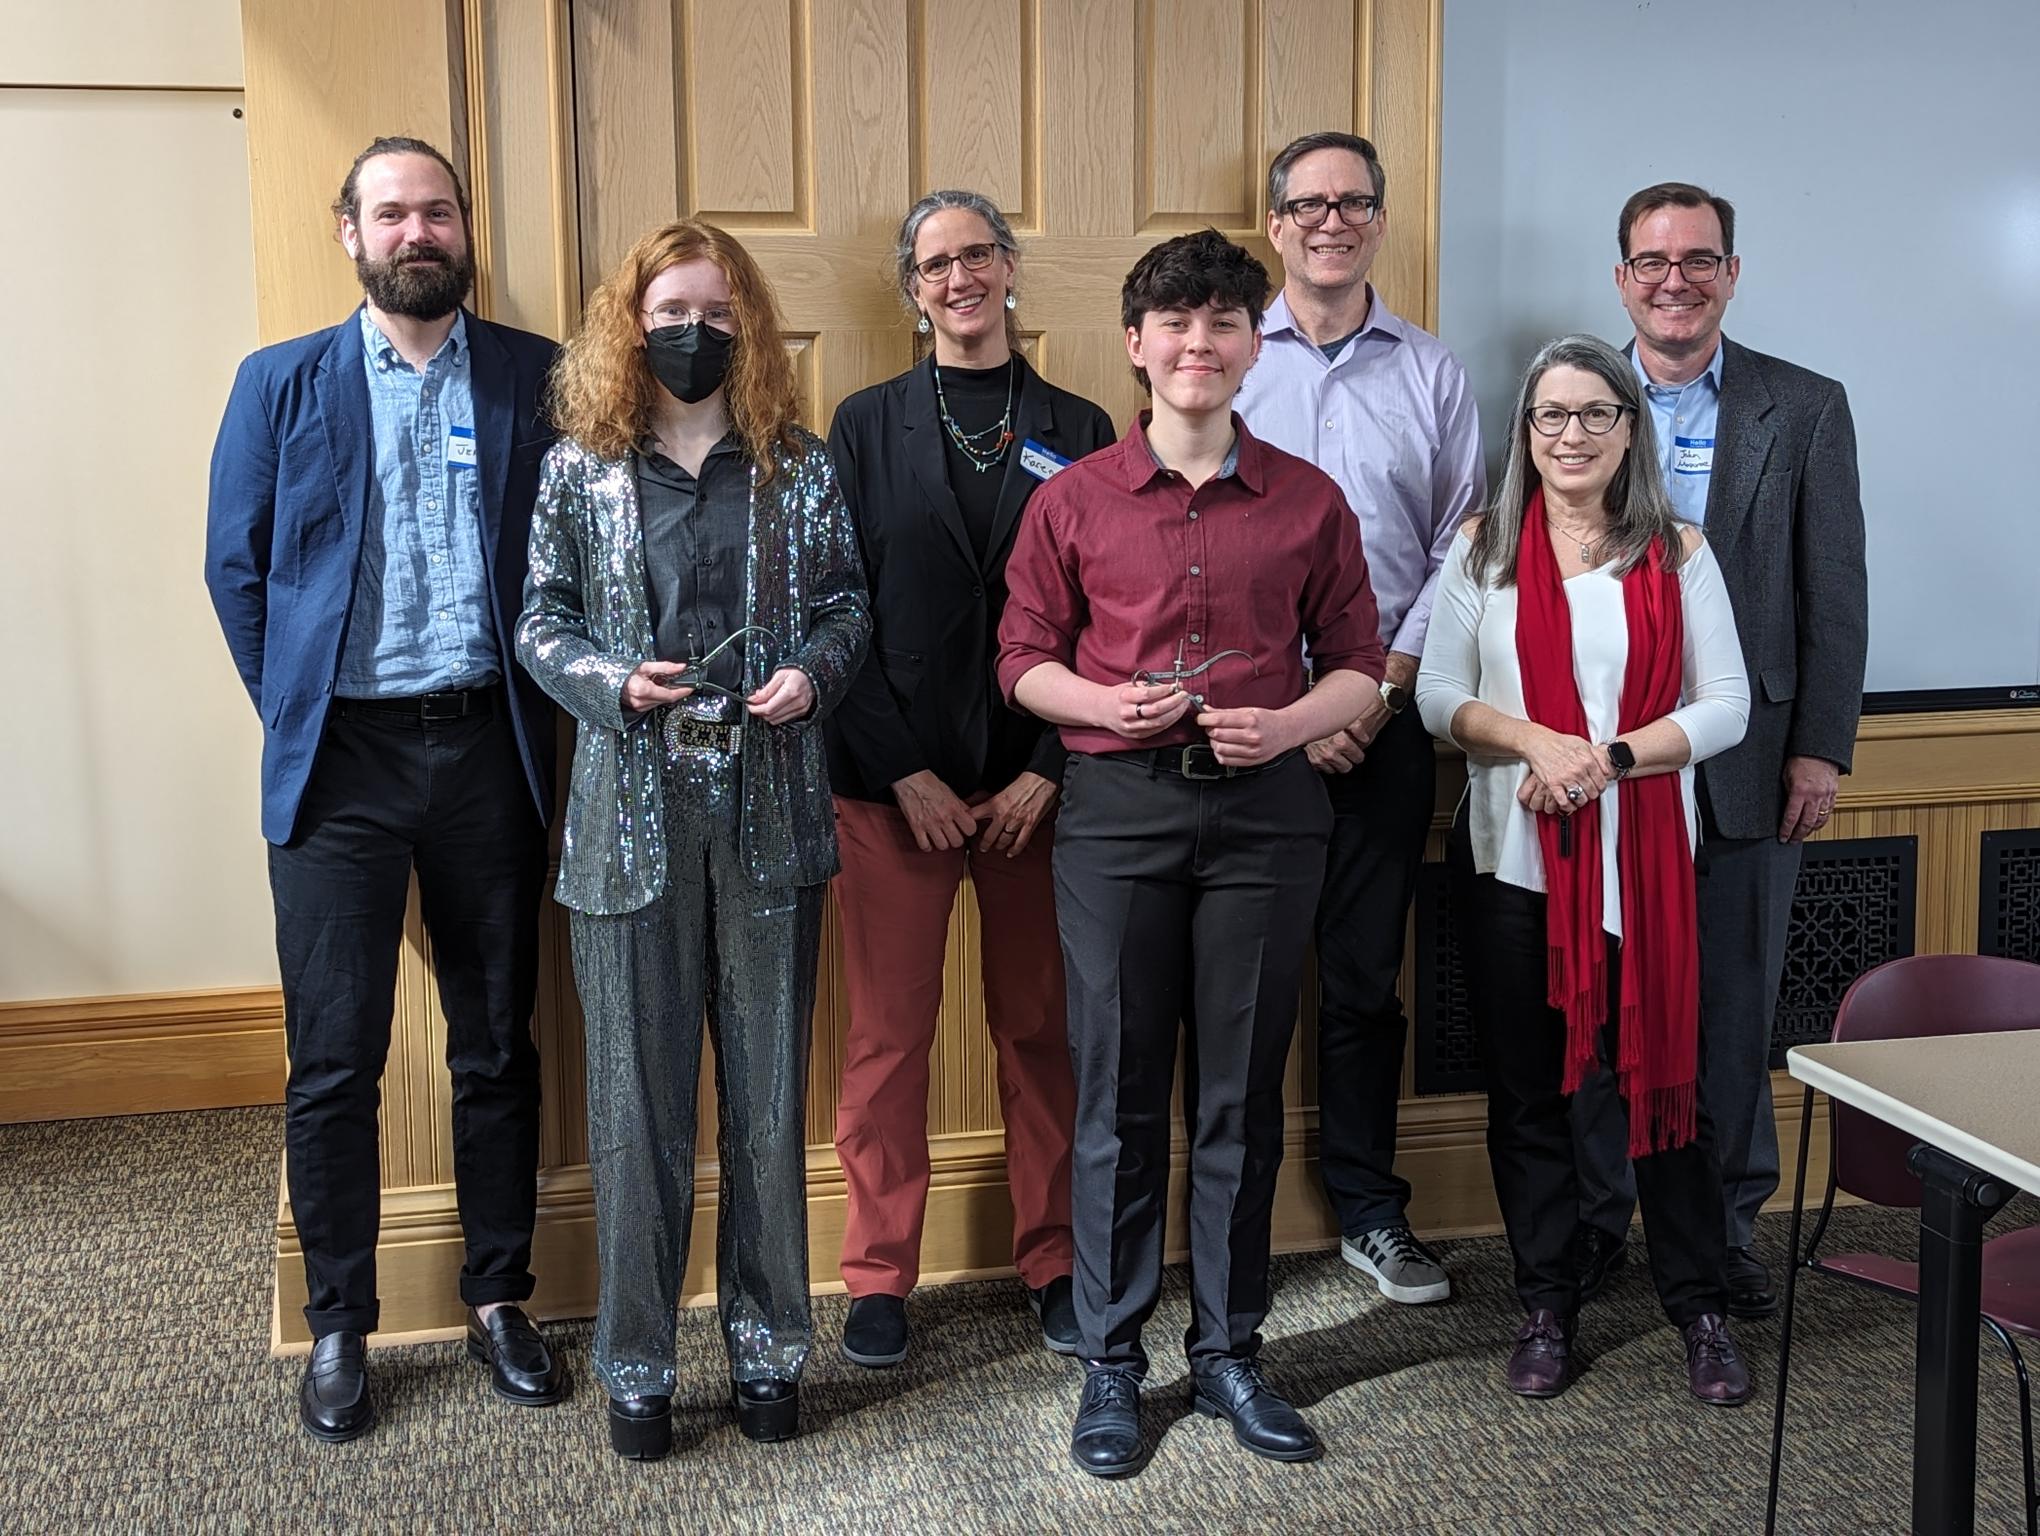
[1768,836,1918,1065]
[1978,828,2040,963]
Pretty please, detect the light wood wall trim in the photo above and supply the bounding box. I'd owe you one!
[0,986,284,1124]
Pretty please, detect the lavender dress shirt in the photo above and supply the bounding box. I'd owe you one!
[1236,288,1486,660]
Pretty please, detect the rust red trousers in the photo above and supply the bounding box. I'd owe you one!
[831,794,1075,1296]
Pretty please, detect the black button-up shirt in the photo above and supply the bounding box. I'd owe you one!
[638,434,751,719]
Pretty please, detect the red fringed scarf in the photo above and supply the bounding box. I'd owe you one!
[1513,488,1699,1156]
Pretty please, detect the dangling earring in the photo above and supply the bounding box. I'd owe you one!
[1004,292,1017,311]
[916,311,931,335]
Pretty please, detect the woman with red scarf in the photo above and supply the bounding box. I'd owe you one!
[1416,333,1752,1406]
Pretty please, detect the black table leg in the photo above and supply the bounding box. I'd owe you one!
[1909,1142,2009,1535]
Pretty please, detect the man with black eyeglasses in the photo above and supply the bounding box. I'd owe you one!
[1237,131,1486,1311]
[1569,181,1867,1322]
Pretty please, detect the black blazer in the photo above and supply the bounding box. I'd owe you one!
[824,354,1116,802]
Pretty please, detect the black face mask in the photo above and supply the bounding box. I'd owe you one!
[644,322,735,404]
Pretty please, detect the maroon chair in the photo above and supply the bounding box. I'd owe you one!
[1764,954,2040,1535]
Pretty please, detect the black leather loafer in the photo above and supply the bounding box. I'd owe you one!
[467,1304,564,1406]
[1726,1245,1778,1318]
[608,1394,673,1460]
[1190,1356,1322,1462]
[300,1331,374,1443]
[732,1377,799,1442]
[1574,1223,1629,1305]
[1070,1365,1145,1477]
[1027,1275,1081,1356]
[841,1293,909,1368]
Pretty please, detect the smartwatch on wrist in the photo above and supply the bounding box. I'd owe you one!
[1379,680,1411,715]
[1605,740,1636,780]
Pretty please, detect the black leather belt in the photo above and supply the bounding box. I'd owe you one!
[332,684,498,721]
[1107,744,1295,781]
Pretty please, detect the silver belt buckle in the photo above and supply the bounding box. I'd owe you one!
[1178,745,1227,780]
[661,709,741,759]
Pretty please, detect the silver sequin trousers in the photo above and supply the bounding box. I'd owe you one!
[567,747,821,1401]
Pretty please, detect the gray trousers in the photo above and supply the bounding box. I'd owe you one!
[568,750,823,1401]
[1570,800,1803,1249]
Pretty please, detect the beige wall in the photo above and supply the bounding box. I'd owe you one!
[0,1,273,999]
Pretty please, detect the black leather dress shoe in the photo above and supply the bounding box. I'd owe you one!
[466,1304,564,1405]
[300,1331,374,1443]
[732,1377,799,1442]
[1573,1223,1629,1304]
[1027,1275,1081,1356]
[608,1394,673,1460]
[842,1294,908,1367]
[1190,1356,1322,1462]
[1070,1365,1145,1477]
[1725,1246,1778,1318]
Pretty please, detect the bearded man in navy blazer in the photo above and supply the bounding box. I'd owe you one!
[206,137,562,1442]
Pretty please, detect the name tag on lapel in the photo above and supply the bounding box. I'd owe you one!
[1672,435,1714,477]
[1019,439,1072,482]
[446,424,478,469]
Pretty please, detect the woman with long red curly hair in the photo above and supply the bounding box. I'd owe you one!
[515,218,869,1460]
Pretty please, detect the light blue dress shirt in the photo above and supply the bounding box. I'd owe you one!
[1631,341,1724,527]
[1236,288,1486,659]
[335,309,499,697]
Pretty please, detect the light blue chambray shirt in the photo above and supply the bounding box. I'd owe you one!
[1236,288,1486,659]
[1632,340,1724,527]
[335,309,499,697]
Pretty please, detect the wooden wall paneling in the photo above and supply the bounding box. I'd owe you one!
[683,0,807,223]
[535,888,590,1169]
[915,0,1033,224]
[0,989,284,1124]
[1261,0,1358,159]
[1039,0,1136,240]
[810,0,910,239]
[473,0,577,337]
[571,0,682,295]
[1138,0,1256,231]
[1362,0,1434,322]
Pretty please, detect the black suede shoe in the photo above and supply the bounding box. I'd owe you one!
[842,1293,909,1367]
[732,1378,799,1442]
[300,1331,374,1443]
[466,1304,564,1406]
[1190,1356,1322,1462]
[1070,1365,1145,1477]
[1027,1275,1081,1356]
[1726,1246,1778,1318]
[608,1395,673,1460]
[1573,1223,1629,1305]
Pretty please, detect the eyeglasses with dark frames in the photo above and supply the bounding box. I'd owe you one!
[913,243,1000,283]
[1277,193,1381,228]
[1624,253,1726,285]
[1525,403,1630,437]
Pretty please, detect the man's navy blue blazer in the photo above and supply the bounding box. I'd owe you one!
[205,307,559,845]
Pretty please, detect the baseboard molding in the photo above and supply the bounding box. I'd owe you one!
[0,986,284,1124]
[270,1071,1836,1347]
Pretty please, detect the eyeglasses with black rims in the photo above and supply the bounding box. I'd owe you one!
[913,243,1000,283]
[1276,194,1381,228]
[640,302,737,332]
[1525,403,1630,437]
[1623,253,1726,285]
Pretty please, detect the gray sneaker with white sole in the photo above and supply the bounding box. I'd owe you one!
[1341,1223,1451,1304]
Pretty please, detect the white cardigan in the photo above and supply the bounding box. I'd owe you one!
[1415,527,1750,938]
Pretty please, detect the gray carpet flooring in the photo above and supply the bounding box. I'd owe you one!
[1,1107,2032,1533]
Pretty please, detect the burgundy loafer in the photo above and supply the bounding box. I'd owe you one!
[1682,1313,1751,1406]
[1505,1309,1575,1398]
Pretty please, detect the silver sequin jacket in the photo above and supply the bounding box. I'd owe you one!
[515,428,870,914]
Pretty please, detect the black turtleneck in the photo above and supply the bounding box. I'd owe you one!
[932,358,1015,563]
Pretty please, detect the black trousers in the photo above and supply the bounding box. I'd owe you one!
[1053,751,1330,1370]
[1447,807,1728,1326]
[1313,702,1436,1237]
[267,694,546,1338]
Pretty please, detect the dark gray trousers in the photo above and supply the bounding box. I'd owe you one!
[1570,795,1803,1249]
[1053,751,1330,1371]
[568,750,822,1402]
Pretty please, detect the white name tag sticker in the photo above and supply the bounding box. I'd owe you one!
[1672,435,1714,477]
[1019,438,1073,481]
[446,424,479,469]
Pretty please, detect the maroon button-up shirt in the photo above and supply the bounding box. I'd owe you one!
[997,413,1385,757]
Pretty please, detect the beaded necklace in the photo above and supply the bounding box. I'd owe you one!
[932,357,1017,473]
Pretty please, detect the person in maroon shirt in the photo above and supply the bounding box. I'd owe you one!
[998,229,1385,1477]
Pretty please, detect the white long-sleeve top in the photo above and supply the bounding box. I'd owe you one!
[1416,526,1750,938]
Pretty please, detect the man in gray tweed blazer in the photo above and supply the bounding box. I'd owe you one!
[1570,182,1869,1320]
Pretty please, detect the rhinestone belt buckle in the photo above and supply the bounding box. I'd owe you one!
[661,709,742,759]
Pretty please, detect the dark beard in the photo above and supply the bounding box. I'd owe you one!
[355,242,474,320]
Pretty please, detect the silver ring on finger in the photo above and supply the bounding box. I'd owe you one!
[1135,702,1146,719]
[1565,783,1585,806]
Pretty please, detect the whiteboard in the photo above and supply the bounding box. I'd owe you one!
[1437,0,2040,698]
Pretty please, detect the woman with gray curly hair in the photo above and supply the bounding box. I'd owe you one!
[1416,332,1753,1407]
[822,189,1115,1370]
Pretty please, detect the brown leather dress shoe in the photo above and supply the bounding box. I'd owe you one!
[1505,1309,1575,1398]
[1682,1313,1751,1406]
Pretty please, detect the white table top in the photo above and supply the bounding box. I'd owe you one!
[1787,1030,2040,1193]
